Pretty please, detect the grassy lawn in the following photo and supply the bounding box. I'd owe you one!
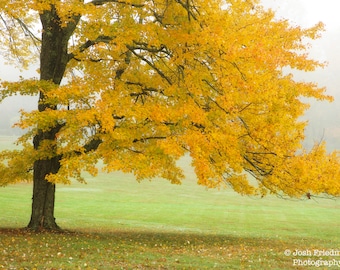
[0,136,339,269]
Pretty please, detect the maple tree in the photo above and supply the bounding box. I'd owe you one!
[0,0,340,231]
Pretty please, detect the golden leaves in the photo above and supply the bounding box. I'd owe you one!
[0,0,339,197]
[0,143,35,186]
[0,79,55,101]
[280,143,340,197]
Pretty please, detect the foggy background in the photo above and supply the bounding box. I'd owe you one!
[0,0,339,151]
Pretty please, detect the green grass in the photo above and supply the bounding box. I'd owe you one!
[0,136,339,269]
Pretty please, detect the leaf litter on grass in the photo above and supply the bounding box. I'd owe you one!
[1,227,335,269]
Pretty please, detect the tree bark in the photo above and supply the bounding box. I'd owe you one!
[26,6,80,231]
[27,156,60,230]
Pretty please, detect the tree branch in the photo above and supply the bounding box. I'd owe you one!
[243,155,274,177]
[230,61,247,81]
[175,0,198,21]
[69,35,113,61]
[80,36,113,52]
[126,45,173,85]
[133,136,167,143]
[83,138,102,153]
[15,18,41,45]
[91,0,144,7]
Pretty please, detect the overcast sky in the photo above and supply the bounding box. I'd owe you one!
[264,0,340,29]
[1,0,340,147]
[265,0,340,149]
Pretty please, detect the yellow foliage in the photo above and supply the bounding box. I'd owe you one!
[0,0,339,198]
[0,143,35,186]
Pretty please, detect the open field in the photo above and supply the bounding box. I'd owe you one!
[0,136,339,269]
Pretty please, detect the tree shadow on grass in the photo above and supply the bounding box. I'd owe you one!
[0,226,329,247]
[0,227,334,269]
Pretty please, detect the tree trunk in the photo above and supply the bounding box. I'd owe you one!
[26,6,80,231]
[27,157,60,230]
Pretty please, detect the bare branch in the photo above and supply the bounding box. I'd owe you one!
[132,41,171,55]
[133,136,166,143]
[202,79,223,95]
[0,15,26,64]
[175,0,198,21]
[230,61,247,81]
[115,50,131,79]
[79,35,113,52]
[208,96,230,115]
[68,35,113,61]
[126,44,173,85]
[15,18,41,45]
[83,138,102,153]
[91,0,144,7]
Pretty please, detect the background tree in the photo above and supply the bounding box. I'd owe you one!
[1,0,339,231]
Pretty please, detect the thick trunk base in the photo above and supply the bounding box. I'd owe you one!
[26,218,61,232]
[27,158,61,232]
